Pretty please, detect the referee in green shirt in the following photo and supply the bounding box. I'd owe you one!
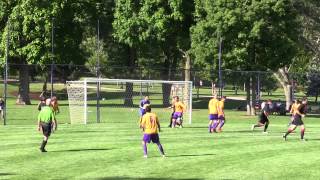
[37,98,57,152]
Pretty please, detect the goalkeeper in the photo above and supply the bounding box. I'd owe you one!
[37,98,57,152]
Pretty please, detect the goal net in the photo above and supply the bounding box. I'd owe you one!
[66,78,193,125]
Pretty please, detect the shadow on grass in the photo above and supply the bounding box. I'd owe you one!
[167,153,216,158]
[0,173,15,176]
[53,148,113,152]
[96,177,203,180]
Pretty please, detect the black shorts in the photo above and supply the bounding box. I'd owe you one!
[292,115,304,126]
[41,122,52,137]
[259,115,269,124]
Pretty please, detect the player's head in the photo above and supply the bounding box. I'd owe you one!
[302,98,308,104]
[174,96,179,102]
[144,95,149,100]
[45,98,51,106]
[221,96,226,101]
[296,99,301,104]
[145,106,151,113]
[51,96,57,101]
[267,99,272,104]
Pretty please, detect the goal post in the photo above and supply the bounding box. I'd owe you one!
[66,78,193,125]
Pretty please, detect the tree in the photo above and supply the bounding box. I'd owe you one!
[113,0,195,106]
[191,0,300,115]
[307,58,320,102]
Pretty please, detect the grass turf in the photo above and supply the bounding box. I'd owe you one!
[1,108,320,180]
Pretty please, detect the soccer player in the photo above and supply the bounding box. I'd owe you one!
[37,98,57,152]
[283,98,307,141]
[217,96,226,132]
[288,100,298,126]
[0,98,4,119]
[171,96,185,128]
[140,106,165,158]
[50,96,60,115]
[139,96,151,123]
[208,94,219,133]
[168,98,175,127]
[251,99,272,133]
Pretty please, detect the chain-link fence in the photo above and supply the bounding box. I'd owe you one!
[0,64,319,125]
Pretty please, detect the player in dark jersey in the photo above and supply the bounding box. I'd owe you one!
[283,98,307,141]
[251,100,272,133]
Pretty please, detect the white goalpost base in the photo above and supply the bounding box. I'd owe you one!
[66,78,193,125]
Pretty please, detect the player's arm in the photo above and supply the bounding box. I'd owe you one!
[140,117,145,129]
[211,82,216,96]
[52,112,57,131]
[156,117,161,132]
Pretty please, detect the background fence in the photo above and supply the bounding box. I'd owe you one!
[0,64,319,125]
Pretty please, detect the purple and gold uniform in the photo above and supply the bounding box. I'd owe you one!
[208,98,219,120]
[172,101,185,119]
[218,99,225,120]
[141,112,160,143]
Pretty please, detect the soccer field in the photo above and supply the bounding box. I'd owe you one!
[1,109,320,180]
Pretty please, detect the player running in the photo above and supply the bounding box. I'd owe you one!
[139,96,151,123]
[208,94,219,133]
[283,98,308,141]
[171,96,185,128]
[37,98,57,152]
[251,99,272,133]
[288,100,298,126]
[140,106,165,158]
[216,96,226,132]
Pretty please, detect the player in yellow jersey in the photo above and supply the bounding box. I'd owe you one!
[208,94,219,133]
[171,96,186,128]
[283,98,307,141]
[288,99,298,126]
[140,106,165,158]
[217,96,226,132]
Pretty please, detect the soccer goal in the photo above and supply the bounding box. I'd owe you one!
[66,78,193,125]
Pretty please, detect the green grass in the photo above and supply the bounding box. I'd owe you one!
[1,108,320,179]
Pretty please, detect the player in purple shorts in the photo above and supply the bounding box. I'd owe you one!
[208,94,219,133]
[140,106,165,158]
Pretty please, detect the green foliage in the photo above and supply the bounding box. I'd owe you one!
[191,0,300,71]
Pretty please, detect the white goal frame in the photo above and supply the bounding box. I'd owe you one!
[66,78,193,124]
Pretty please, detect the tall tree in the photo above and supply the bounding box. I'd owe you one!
[191,0,300,115]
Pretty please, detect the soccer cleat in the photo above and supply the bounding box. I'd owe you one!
[143,155,148,158]
[301,138,306,142]
[282,134,287,141]
[40,148,47,152]
[162,155,166,158]
[251,124,255,131]
[262,131,268,134]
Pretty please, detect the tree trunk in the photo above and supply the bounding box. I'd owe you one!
[124,82,133,106]
[161,49,171,106]
[123,46,136,106]
[274,67,293,111]
[16,64,31,105]
[183,50,191,110]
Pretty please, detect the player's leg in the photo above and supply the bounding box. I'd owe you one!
[142,134,150,158]
[217,116,225,132]
[300,124,305,140]
[152,134,165,157]
[263,120,269,133]
[211,115,219,132]
[283,124,297,140]
[40,122,52,152]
